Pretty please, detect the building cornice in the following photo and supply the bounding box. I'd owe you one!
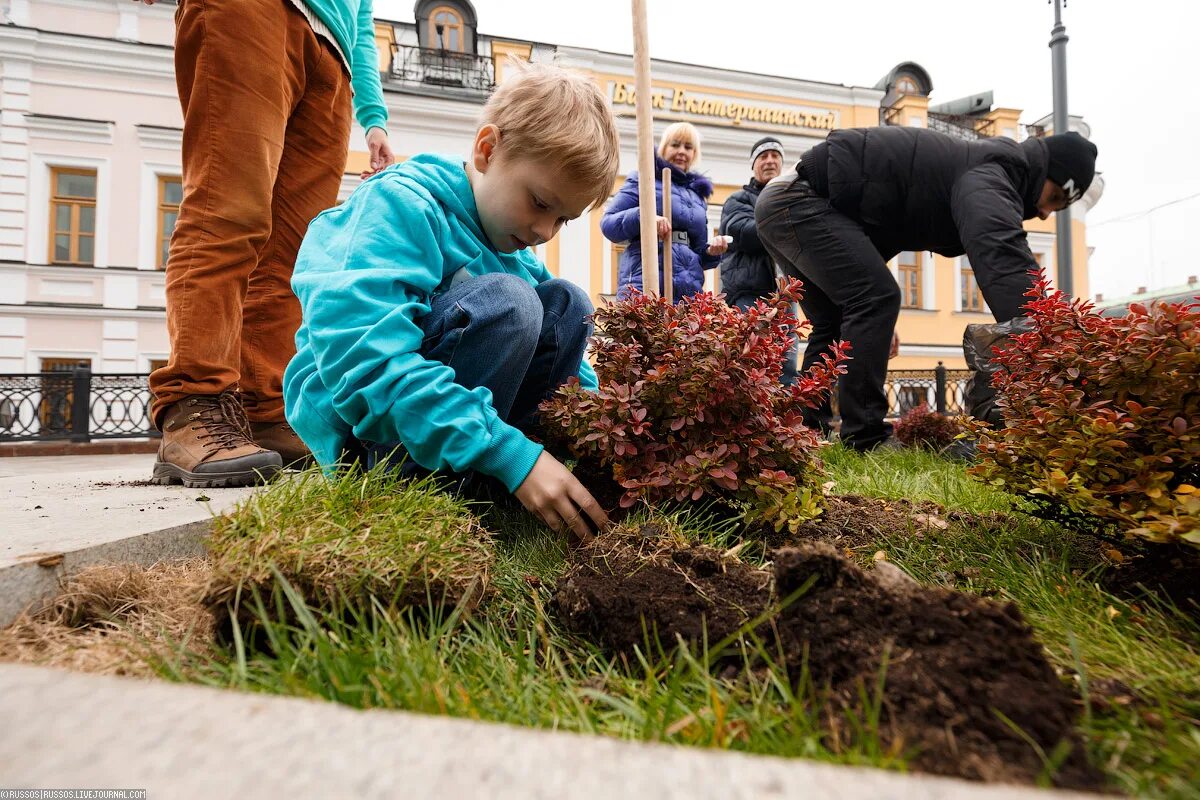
[0,25,174,81]
[135,124,183,150]
[0,303,165,320]
[25,113,114,145]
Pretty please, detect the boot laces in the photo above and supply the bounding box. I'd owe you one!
[190,392,255,452]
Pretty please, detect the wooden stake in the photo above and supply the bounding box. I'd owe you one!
[661,167,673,304]
[631,0,659,297]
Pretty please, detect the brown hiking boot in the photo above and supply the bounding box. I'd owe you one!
[249,420,314,469]
[152,392,282,488]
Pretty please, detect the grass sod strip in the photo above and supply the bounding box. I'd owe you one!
[204,464,494,616]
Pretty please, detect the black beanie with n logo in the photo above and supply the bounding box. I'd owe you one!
[1043,132,1098,203]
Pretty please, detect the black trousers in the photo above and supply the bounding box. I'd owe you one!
[755,172,900,450]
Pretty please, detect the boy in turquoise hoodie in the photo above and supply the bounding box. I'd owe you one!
[285,61,621,542]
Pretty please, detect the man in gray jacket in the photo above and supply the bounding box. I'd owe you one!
[718,137,797,385]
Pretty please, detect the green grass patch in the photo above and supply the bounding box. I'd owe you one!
[161,449,1199,797]
[205,465,493,613]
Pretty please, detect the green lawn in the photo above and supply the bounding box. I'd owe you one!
[163,448,1200,798]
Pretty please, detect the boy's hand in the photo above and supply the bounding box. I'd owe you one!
[361,128,395,179]
[514,452,610,545]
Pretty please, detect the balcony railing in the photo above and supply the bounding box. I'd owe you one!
[389,45,495,93]
[927,112,1046,142]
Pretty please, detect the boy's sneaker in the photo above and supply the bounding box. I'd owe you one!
[249,420,314,469]
[152,392,282,488]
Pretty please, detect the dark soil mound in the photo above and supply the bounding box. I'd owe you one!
[771,545,1102,789]
[553,524,771,654]
[553,531,1104,790]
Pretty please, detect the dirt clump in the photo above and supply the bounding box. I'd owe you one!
[771,545,1102,789]
[553,523,771,654]
[0,560,217,677]
[554,533,1104,790]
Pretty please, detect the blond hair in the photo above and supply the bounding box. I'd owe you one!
[480,59,621,210]
[658,122,701,168]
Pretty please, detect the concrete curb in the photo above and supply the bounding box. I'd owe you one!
[0,518,209,627]
[0,662,1098,800]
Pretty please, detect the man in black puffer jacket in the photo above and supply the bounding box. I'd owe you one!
[755,126,1098,451]
[719,136,797,384]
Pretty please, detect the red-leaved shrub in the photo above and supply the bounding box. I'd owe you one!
[970,271,1200,547]
[540,280,849,532]
[893,404,965,452]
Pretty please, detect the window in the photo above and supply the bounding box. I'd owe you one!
[428,6,464,51]
[39,357,91,434]
[609,242,627,295]
[49,167,97,265]
[897,251,922,308]
[961,257,986,312]
[157,176,182,269]
[895,75,920,95]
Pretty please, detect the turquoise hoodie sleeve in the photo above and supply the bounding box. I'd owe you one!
[350,0,388,133]
[293,177,543,492]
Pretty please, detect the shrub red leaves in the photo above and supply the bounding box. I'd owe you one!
[540,280,848,531]
[970,271,1200,546]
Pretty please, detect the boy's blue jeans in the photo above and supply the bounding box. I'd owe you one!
[360,273,593,478]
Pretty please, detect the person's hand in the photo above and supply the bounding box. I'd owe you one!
[655,215,671,241]
[889,331,900,359]
[133,0,156,4]
[360,128,395,179]
[706,235,730,257]
[514,451,610,544]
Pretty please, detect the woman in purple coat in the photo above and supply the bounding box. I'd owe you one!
[601,122,728,299]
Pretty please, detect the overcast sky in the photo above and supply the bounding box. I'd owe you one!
[377,0,1200,302]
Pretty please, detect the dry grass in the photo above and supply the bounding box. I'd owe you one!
[0,559,216,677]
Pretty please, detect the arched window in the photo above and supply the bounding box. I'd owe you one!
[895,75,920,96]
[429,6,465,51]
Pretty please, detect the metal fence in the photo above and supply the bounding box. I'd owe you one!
[0,363,972,444]
[0,364,157,442]
[831,362,972,421]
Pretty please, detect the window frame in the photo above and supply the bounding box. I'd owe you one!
[156,175,182,270]
[48,166,98,266]
[896,250,923,309]
[428,5,465,51]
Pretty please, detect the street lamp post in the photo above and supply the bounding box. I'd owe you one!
[1050,0,1073,296]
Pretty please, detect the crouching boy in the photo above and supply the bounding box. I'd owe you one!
[283,61,620,542]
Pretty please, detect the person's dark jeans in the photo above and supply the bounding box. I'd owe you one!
[755,172,900,450]
[355,274,594,483]
[727,292,800,387]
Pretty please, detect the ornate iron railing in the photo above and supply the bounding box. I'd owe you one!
[389,45,495,93]
[830,362,972,420]
[0,364,972,443]
[0,365,157,442]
